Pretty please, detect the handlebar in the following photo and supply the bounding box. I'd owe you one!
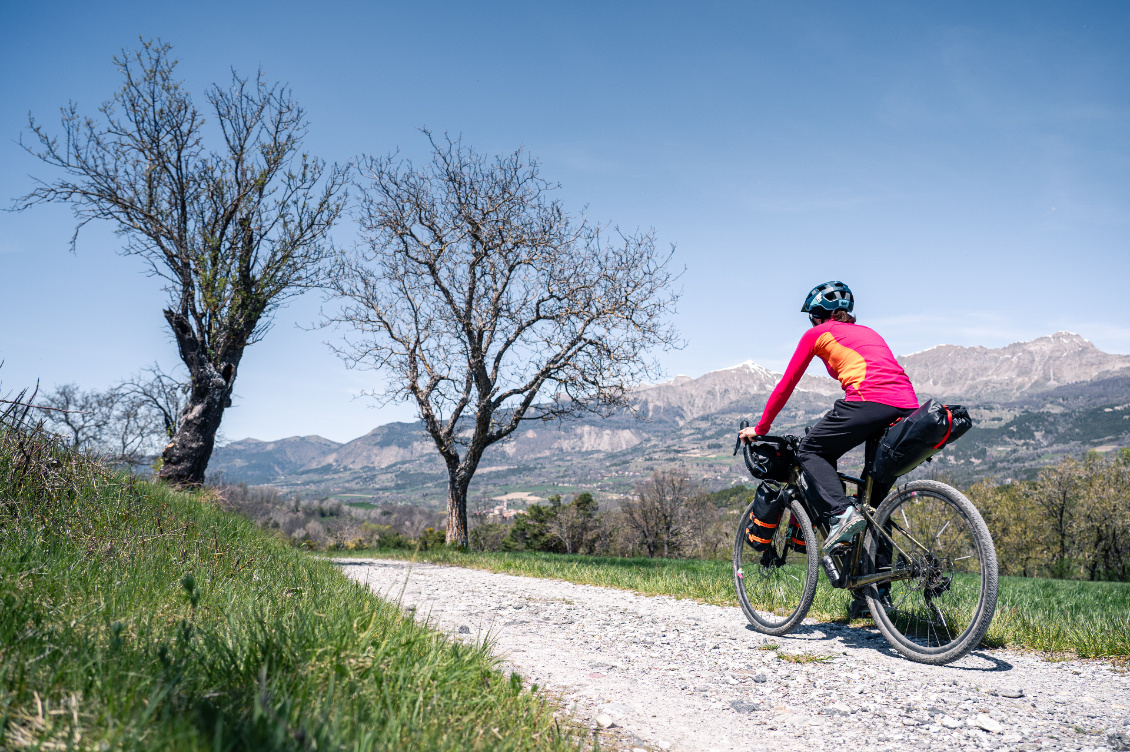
[732,418,750,456]
[732,420,784,456]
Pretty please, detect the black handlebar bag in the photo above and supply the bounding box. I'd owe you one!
[871,400,972,485]
[742,436,797,482]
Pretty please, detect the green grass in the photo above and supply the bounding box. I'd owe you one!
[777,653,834,664]
[343,501,380,510]
[341,548,1130,659]
[0,432,575,750]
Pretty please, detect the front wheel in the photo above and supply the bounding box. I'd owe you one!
[861,480,998,664]
[733,494,819,635]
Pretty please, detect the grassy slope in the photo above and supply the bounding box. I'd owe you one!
[0,442,574,751]
[348,549,1130,659]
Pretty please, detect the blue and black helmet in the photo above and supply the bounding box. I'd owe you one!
[801,281,854,320]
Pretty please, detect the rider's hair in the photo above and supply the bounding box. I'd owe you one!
[830,310,856,324]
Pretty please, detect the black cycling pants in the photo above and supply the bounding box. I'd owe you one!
[796,399,916,525]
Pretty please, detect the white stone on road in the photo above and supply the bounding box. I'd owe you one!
[337,558,1130,752]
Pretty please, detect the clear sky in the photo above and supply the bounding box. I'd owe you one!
[2,1,1127,443]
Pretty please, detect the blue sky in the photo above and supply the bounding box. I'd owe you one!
[2,1,1127,442]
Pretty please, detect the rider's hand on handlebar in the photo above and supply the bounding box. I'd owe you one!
[738,426,763,444]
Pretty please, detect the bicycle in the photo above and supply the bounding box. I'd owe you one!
[730,423,998,665]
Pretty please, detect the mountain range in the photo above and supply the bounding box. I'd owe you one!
[209,332,1130,506]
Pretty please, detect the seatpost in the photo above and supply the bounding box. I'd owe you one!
[862,476,873,507]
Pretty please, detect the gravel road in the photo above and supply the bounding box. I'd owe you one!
[337,558,1130,752]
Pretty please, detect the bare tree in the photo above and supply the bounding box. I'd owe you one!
[1028,459,1081,570]
[621,469,696,558]
[103,394,160,467]
[38,384,116,450]
[546,493,599,554]
[37,366,186,468]
[326,134,679,546]
[681,493,727,559]
[17,40,347,485]
[118,363,188,443]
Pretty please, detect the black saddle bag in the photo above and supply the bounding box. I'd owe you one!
[745,482,786,551]
[871,400,972,485]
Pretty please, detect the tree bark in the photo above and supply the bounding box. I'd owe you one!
[157,311,240,485]
[445,474,471,548]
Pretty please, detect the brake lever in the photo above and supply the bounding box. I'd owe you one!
[733,418,750,456]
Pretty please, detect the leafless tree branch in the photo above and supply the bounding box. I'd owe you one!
[16,40,346,483]
[324,132,681,545]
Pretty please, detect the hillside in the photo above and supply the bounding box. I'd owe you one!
[0,420,569,750]
[209,332,1130,504]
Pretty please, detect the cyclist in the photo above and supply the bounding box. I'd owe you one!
[739,281,920,586]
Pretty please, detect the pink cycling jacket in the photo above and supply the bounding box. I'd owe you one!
[754,321,919,435]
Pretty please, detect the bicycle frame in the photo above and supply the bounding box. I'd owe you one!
[786,466,919,592]
[739,431,937,592]
[736,427,998,664]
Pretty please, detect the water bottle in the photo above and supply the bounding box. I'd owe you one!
[821,555,843,588]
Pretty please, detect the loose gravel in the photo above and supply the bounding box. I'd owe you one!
[337,558,1130,752]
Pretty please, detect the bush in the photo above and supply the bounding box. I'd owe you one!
[969,450,1130,581]
[418,526,448,550]
[470,521,510,551]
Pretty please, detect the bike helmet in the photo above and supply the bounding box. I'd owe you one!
[801,281,854,322]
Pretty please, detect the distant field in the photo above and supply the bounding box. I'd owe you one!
[340,548,1130,659]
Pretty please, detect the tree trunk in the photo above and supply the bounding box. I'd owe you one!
[158,380,231,484]
[157,311,239,485]
[445,475,470,548]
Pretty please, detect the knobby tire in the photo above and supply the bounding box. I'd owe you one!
[733,496,819,636]
[862,479,998,665]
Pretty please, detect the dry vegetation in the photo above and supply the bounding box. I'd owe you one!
[969,449,1130,581]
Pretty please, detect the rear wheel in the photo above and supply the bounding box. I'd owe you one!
[861,480,998,664]
[733,493,819,635]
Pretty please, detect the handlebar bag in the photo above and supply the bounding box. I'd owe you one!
[871,400,973,484]
[743,436,797,482]
[745,481,786,551]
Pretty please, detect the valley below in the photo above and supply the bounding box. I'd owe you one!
[209,332,1130,509]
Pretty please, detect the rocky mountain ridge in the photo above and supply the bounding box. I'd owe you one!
[900,331,1130,401]
[210,332,1130,498]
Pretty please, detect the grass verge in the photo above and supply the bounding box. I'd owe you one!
[340,548,1130,659]
[0,433,575,750]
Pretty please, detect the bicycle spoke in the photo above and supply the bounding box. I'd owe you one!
[734,496,818,635]
[865,482,995,662]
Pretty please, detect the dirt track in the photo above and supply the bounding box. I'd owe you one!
[338,558,1130,752]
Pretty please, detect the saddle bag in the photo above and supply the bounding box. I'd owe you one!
[871,400,973,484]
[745,482,786,551]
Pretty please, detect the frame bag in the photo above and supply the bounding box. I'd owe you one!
[871,400,972,485]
